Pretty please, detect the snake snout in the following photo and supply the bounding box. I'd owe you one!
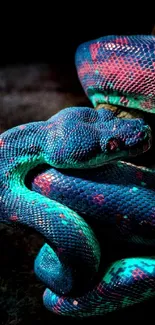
[99,117,152,163]
[124,120,152,157]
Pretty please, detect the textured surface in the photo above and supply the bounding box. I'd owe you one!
[75,35,155,112]
[32,162,155,317]
[0,35,155,319]
[0,63,90,325]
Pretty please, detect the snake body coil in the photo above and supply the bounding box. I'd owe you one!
[0,35,155,317]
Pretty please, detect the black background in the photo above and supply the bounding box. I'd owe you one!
[0,10,154,65]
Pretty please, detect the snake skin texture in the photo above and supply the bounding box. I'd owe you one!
[75,35,155,112]
[0,35,155,317]
[32,162,155,317]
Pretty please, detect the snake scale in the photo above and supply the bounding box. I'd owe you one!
[0,35,155,318]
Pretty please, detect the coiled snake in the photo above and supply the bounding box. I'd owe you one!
[0,35,155,317]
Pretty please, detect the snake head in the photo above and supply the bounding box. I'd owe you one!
[44,106,152,168]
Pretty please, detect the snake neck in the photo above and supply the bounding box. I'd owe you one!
[0,122,48,186]
[0,120,101,292]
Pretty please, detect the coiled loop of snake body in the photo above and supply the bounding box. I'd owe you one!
[0,35,155,317]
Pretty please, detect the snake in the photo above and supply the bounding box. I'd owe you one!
[0,35,155,318]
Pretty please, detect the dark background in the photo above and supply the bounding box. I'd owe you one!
[0,11,155,324]
[0,14,154,64]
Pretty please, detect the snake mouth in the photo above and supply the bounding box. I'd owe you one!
[58,129,152,170]
[76,126,152,169]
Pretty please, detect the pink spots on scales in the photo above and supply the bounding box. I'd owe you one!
[34,173,55,196]
[120,96,129,106]
[0,139,5,147]
[18,125,26,130]
[97,283,121,298]
[115,37,129,45]
[132,268,147,280]
[90,42,101,60]
[93,59,155,96]
[9,215,18,221]
[77,61,92,79]
[9,157,14,163]
[97,283,105,295]
[52,297,65,314]
[59,213,65,218]
[141,99,154,110]
[93,194,104,205]
[73,300,78,306]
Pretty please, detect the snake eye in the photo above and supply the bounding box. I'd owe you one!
[106,138,120,152]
